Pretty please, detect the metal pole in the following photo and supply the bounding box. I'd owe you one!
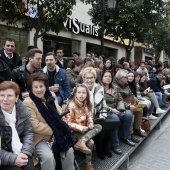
[101,0,104,55]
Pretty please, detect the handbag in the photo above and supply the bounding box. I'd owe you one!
[141,117,151,134]
[123,95,136,106]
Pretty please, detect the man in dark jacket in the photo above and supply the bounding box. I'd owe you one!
[56,47,67,69]
[0,38,22,71]
[12,48,42,100]
[147,71,167,106]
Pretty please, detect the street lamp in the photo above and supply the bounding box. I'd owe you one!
[107,0,116,9]
[100,0,116,55]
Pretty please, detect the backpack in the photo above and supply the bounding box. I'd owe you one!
[0,59,12,83]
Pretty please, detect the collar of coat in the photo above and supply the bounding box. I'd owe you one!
[0,100,30,126]
[43,64,59,73]
[92,83,104,105]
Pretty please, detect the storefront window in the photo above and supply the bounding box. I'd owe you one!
[86,42,117,58]
[43,34,80,58]
[0,25,28,59]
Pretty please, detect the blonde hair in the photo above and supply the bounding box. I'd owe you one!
[84,61,94,68]
[82,67,97,79]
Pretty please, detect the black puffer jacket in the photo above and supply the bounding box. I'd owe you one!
[11,62,43,93]
[0,50,22,71]
[0,100,34,166]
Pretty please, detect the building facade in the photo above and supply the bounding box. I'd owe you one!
[0,1,134,61]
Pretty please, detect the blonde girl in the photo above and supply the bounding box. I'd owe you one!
[65,84,102,170]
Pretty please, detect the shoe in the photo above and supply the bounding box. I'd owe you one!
[123,139,135,147]
[156,108,166,114]
[112,146,122,155]
[104,146,112,157]
[152,113,159,117]
[134,129,147,137]
[75,139,91,154]
[140,129,145,133]
[104,149,112,157]
[131,135,140,143]
[86,162,94,170]
[96,150,106,160]
[159,102,165,108]
[148,114,157,120]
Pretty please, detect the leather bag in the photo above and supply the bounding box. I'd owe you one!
[123,95,136,106]
[141,117,151,134]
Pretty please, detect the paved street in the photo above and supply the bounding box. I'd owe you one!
[129,112,170,170]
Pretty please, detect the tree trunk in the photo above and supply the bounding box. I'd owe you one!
[121,37,134,61]
[155,49,161,63]
[126,49,131,61]
[33,31,38,47]
[33,30,46,47]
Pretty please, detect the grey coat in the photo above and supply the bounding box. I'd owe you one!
[91,83,111,118]
[0,100,34,166]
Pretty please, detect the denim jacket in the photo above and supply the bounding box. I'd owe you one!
[43,65,71,100]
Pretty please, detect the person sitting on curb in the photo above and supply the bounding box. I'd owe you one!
[65,84,102,170]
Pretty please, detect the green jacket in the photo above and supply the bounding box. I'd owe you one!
[104,90,126,111]
[66,69,83,91]
[113,78,139,109]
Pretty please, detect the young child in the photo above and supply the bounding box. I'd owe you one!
[65,84,102,170]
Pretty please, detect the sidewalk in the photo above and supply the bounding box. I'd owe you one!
[129,113,170,170]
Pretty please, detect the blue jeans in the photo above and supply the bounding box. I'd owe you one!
[107,110,133,147]
[154,92,166,106]
[56,93,63,106]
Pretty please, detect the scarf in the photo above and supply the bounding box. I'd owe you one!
[29,90,74,170]
[106,88,115,96]
[2,105,23,154]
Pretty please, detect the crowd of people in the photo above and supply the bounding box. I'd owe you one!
[0,38,169,170]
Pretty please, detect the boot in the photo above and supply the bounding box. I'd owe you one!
[104,146,112,158]
[96,149,106,160]
[86,162,94,170]
[74,139,91,154]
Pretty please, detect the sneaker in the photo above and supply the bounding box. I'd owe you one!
[131,135,140,143]
[152,113,159,117]
[123,139,135,147]
[140,129,145,133]
[148,114,157,120]
[112,146,122,155]
[156,108,166,114]
[134,129,147,137]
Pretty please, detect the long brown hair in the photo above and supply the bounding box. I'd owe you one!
[70,84,92,111]
[101,70,113,89]
[139,73,147,92]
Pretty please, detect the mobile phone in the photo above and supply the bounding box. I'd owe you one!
[145,87,150,93]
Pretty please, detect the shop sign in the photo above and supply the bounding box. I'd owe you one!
[64,17,99,37]
[144,48,155,54]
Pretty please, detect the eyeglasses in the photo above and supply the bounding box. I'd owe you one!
[84,77,94,80]
[122,76,128,79]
